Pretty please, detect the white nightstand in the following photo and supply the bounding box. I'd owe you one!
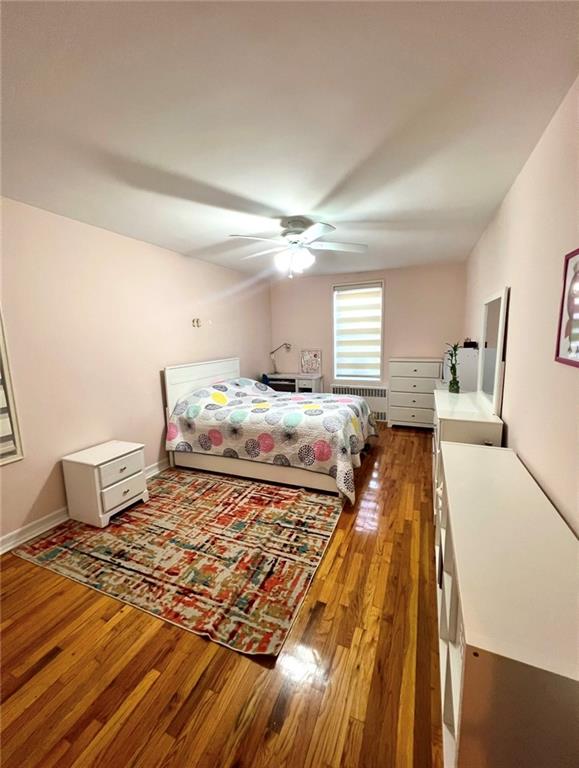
[62,441,149,527]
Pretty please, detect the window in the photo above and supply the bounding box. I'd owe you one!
[333,282,383,380]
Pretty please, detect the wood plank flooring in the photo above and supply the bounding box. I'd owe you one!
[0,425,442,768]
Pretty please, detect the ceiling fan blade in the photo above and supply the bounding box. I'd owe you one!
[298,222,336,244]
[241,246,286,261]
[229,235,282,245]
[308,241,367,253]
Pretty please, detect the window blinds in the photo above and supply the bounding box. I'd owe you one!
[333,282,383,380]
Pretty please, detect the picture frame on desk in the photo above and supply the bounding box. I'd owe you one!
[555,247,579,368]
[300,348,322,374]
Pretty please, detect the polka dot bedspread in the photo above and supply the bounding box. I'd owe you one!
[165,377,378,502]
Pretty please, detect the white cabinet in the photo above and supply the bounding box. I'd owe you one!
[63,440,149,527]
[387,357,441,428]
[435,442,577,768]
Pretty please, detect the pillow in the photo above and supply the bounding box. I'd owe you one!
[171,377,276,418]
[221,377,276,395]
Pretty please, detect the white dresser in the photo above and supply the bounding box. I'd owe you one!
[433,390,503,492]
[435,442,577,768]
[63,440,149,527]
[387,357,442,428]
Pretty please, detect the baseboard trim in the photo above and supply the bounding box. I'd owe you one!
[1,457,170,555]
[0,507,68,555]
[145,457,169,480]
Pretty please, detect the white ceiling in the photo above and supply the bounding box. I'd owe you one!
[2,1,577,275]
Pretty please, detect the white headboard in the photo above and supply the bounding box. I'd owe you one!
[163,357,240,414]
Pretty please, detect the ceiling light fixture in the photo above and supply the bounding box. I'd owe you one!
[274,247,315,278]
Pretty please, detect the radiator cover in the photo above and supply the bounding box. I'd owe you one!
[331,384,388,422]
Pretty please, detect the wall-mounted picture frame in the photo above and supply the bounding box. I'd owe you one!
[555,248,579,368]
[300,348,322,374]
[0,309,24,465]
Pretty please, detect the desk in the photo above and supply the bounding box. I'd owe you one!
[264,372,324,393]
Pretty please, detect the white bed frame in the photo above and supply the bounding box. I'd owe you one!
[163,357,339,495]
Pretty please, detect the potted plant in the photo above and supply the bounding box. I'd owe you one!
[446,342,460,393]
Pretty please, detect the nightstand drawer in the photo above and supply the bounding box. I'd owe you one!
[101,471,146,513]
[389,406,434,425]
[99,450,144,489]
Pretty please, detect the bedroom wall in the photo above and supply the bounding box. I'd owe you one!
[464,77,578,534]
[270,262,466,385]
[0,198,271,537]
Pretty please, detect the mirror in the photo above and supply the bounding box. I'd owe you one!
[482,298,501,397]
[478,288,509,416]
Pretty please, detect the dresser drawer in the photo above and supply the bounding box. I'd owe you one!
[389,391,434,409]
[389,406,434,425]
[98,449,144,489]
[101,471,147,513]
[390,376,436,394]
[389,361,440,378]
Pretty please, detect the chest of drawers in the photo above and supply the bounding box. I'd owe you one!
[387,357,442,428]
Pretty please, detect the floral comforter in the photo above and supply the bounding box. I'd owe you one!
[166,378,378,502]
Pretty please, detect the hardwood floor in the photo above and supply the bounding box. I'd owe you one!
[0,425,442,768]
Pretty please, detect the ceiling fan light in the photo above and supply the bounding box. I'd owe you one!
[275,248,315,275]
[274,250,291,273]
[293,249,315,272]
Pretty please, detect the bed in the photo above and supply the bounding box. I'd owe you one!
[163,357,378,501]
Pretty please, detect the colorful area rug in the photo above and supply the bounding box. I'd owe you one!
[14,469,343,655]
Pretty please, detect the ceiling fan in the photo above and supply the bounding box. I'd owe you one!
[229,216,368,277]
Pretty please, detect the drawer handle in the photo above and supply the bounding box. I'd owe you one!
[122,488,131,495]
[413,369,418,372]
[412,399,416,403]
[119,466,127,472]
[412,384,416,388]
[411,414,415,418]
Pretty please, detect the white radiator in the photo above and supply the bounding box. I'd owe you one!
[331,384,388,422]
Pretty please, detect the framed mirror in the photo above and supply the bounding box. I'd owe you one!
[478,288,510,416]
[0,310,24,465]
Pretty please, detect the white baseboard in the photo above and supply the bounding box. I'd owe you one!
[145,457,169,480]
[0,507,68,555]
[1,456,170,555]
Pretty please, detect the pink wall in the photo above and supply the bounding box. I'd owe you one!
[270,263,466,385]
[464,77,578,534]
[0,199,271,536]
[4,72,575,541]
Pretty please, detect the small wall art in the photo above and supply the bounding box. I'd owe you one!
[555,248,579,367]
[300,348,322,374]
